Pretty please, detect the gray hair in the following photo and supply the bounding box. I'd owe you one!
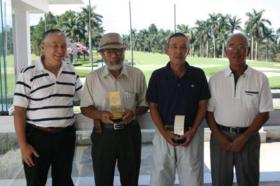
[40,29,66,45]
[226,32,249,47]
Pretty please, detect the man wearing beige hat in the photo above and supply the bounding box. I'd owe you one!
[80,32,148,186]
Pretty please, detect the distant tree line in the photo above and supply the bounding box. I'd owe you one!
[123,9,280,62]
[31,5,103,56]
[31,7,280,62]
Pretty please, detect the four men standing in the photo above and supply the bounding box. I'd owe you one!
[13,30,273,186]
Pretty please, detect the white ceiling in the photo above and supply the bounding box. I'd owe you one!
[49,0,84,4]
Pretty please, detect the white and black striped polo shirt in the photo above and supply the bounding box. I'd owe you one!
[13,59,83,128]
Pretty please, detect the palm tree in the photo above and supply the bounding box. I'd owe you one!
[207,13,221,58]
[44,12,59,31]
[147,24,159,52]
[217,14,230,58]
[245,9,271,60]
[176,24,190,34]
[227,15,242,33]
[193,20,211,57]
[276,28,280,46]
[158,29,172,52]
[79,5,103,48]
[61,14,85,42]
[262,28,276,61]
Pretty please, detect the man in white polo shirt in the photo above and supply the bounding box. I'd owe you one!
[80,33,148,186]
[206,32,273,186]
[13,29,82,186]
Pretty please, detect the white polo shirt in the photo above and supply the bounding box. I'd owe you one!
[13,59,83,127]
[80,64,148,113]
[207,66,273,127]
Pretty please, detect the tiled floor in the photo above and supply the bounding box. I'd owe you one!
[1,142,280,186]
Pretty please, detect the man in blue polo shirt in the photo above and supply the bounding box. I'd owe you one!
[146,32,210,186]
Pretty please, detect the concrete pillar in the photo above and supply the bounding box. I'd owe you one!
[13,9,31,75]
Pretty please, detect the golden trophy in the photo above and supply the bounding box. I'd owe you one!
[109,91,123,122]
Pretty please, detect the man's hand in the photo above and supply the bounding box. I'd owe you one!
[162,130,177,146]
[20,143,39,167]
[122,110,135,124]
[230,134,249,152]
[100,111,114,124]
[218,135,232,151]
[180,128,196,147]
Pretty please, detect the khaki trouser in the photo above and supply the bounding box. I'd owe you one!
[150,128,204,186]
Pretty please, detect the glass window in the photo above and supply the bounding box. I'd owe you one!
[0,0,14,115]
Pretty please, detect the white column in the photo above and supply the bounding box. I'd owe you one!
[13,9,31,75]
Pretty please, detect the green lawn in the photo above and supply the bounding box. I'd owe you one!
[1,55,15,96]
[2,51,280,97]
[126,51,280,89]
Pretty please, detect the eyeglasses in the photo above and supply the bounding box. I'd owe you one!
[226,45,249,51]
[168,45,188,50]
[103,49,124,56]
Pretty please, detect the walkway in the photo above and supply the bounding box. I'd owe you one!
[1,142,280,186]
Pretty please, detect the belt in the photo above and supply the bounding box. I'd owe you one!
[102,120,138,130]
[27,123,73,134]
[164,125,191,132]
[217,124,248,134]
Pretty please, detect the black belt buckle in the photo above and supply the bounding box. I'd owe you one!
[113,123,124,130]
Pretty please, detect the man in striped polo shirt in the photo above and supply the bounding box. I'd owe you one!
[13,29,82,186]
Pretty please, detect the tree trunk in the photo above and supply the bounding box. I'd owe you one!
[222,43,225,58]
[251,37,254,60]
[207,41,209,58]
[213,36,216,58]
[199,43,202,57]
[255,41,258,61]
[266,41,268,62]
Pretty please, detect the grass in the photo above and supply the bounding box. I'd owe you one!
[124,51,280,88]
[2,51,280,97]
[1,55,15,96]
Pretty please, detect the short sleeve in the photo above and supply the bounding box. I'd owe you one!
[207,76,216,112]
[259,75,273,113]
[74,73,83,102]
[80,74,95,108]
[13,71,31,108]
[146,71,158,104]
[136,71,148,107]
[199,70,211,100]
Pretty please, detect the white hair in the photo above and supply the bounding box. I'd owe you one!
[226,32,249,47]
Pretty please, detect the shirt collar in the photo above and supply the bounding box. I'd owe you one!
[35,57,66,74]
[166,61,191,78]
[102,63,128,78]
[224,65,250,77]
[35,58,45,72]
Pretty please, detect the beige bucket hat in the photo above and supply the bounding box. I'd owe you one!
[98,33,126,52]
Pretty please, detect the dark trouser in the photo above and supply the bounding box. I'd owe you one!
[210,131,260,186]
[24,124,76,186]
[91,121,141,186]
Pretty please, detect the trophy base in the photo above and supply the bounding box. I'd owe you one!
[173,135,186,144]
[112,118,122,123]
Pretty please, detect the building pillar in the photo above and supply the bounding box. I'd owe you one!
[13,9,31,75]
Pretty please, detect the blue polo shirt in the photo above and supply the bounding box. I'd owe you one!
[146,62,210,128]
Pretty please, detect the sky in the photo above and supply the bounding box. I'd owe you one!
[30,0,280,34]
